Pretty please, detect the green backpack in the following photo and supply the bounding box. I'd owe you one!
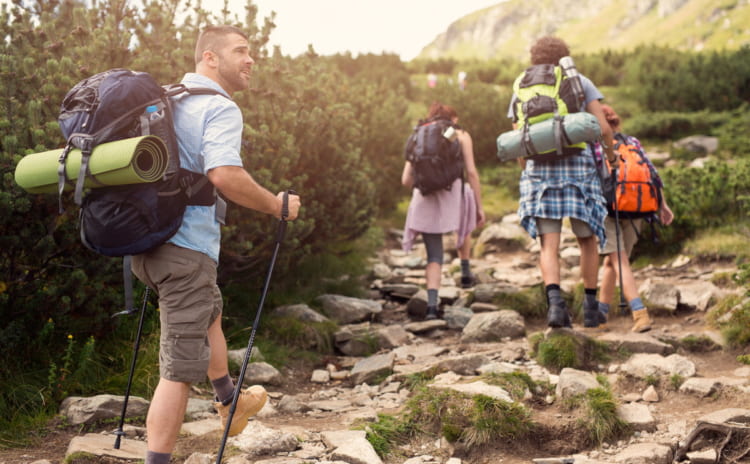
[511,62,586,160]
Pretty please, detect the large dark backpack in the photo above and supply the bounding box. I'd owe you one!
[404,117,463,196]
[58,68,224,257]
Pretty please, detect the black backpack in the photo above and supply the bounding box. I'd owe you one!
[57,68,224,257]
[404,117,464,196]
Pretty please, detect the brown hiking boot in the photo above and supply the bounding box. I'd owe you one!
[631,309,652,333]
[214,385,267,436]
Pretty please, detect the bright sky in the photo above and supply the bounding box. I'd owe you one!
[207,0,501,60]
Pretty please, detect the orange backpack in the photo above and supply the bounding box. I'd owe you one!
[607,133,661,218]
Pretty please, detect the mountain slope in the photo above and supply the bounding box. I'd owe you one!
[419,0,750,60]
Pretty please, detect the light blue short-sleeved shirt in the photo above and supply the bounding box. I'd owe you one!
[168,73,244,262]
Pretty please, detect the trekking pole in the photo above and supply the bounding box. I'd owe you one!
[611,167,628,316]
[112,285,151,449]
[215,190,294,464]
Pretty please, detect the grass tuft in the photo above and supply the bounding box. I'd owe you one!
[581,388,630,446]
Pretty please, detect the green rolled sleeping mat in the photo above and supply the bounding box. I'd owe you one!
[14,135,168,194]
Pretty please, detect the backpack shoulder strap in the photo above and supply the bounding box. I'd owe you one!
[163,83,231,100]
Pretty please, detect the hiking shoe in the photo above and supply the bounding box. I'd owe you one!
[547,302,570,328]
[631,309,652,333]
[425,305,442,320]
[583,296,600,328]
[583,308,600,328]
[460,275,476,289]
[214,385,267,436]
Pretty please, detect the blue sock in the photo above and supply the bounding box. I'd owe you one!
[629,297,645,312]
[598,302,610,315]
[427,289,439,307]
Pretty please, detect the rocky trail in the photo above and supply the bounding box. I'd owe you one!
[4,215,750,464]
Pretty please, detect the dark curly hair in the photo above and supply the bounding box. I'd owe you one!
[530,36,571,65]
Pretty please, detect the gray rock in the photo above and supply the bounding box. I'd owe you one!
[617,403,656,432]
[350,353,395,385]
[555,368,600,400]
[673,135,719,155]
[316,294,382,324]
[460,310,525,343]
[612,442,672,463]
[60,394,149,425]
[597,332,674,355]
[229,421,298,456]
[243,361,283,386]
[639,280,680,311]
[273,303,329,323]
[620,353,696,378]
[443,306,474,329]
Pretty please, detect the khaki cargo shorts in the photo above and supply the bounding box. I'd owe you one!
[131,243,222,383]
[600,217,643,256]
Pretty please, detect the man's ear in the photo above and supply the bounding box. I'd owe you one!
[202,50,218,67]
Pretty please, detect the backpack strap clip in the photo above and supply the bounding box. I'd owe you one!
[56,144,74,213]
[553,114,564,155]
[69,134,102,206]
[521,124,538,156]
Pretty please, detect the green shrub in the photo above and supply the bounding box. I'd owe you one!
[625,110,730,140]
[635,159,750,256]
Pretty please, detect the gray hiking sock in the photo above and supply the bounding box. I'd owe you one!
[584,291,598,311]
[460,259,471,277]
[211,374,235,404]
[146,450,171,464]
[427,289,439,307]
[545,285,563,306]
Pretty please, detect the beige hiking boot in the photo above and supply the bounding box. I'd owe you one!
[214,385,267,436]
[631,309,652,333]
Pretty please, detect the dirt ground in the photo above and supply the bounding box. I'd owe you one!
[1,257,747,464]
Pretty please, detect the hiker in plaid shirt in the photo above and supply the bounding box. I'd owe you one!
[507,36,617,329]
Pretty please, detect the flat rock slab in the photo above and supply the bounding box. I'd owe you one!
[66,433,146,460]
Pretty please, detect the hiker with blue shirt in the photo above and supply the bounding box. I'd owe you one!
[507,36,617,329]
[131,25,301,464]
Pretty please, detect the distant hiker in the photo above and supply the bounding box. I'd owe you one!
[507,36,617,329]
[131,25,301,464]
[596,104,674,332]
[402,102,486,320]
[428,73,438,88]
[458,70,467,90]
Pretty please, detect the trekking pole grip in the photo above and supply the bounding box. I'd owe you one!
[277,189,296,242]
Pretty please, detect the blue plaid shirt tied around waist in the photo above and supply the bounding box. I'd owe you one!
[517,147,607,245]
